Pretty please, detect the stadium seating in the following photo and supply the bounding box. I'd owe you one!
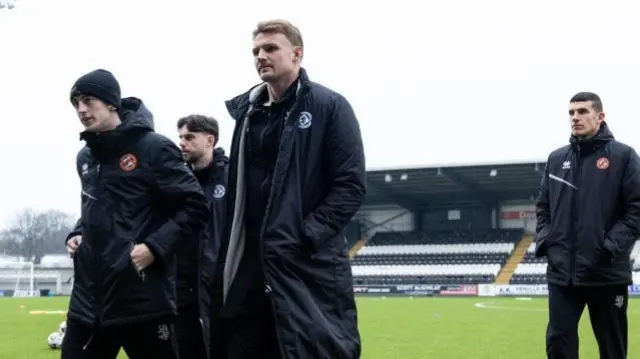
[508,243,545,284]
[351,229,523,285]
[367,229,522,246]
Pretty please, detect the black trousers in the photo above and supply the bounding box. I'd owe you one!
[176,305,207,359]
[61,318,178,359]
[221,293,281,359]
[546,284,628,359]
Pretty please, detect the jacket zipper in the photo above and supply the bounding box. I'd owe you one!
[199,317,209,359]
[198,198,208,358]
[131,241,146,281]
[258,166,286,359]
[95,164,104,326]
[254,96,300,359]
[85,164,103,350]
[570,149,581,284]
[245,105,284,347]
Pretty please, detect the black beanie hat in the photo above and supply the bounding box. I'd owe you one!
[70,69,121,108]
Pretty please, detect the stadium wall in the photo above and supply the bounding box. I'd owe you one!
[353,284,640,297]
[0,289,54,297]
[419,205,492,231]
[498,202,536,232]
[356,204,498,237]
[3,284,640,298]
[357,206,415,237]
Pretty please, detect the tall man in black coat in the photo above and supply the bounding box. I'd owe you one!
[221,19,367,359]
[535,91,640,359]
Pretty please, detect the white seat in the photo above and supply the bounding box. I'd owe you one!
[527,242,536,253]
[357,243,514,256]
[514,263,547,275]
[351,264,502,276]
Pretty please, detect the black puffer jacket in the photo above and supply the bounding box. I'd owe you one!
[535,122,640,286]
[177,147,229,358]
[66,97,209,328]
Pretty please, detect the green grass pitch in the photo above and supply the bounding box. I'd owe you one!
[1,296,638,358]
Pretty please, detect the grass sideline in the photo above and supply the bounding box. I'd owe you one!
[1,296,638,358]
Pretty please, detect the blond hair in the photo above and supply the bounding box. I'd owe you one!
[253,19,304,49]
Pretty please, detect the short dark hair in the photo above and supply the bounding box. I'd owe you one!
[177,114,219,145]
[570,92,603,112]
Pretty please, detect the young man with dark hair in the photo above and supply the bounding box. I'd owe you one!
[175,114,229,359]
[62,69,209,359]
[535,91,640,359]
[222,20,366,359]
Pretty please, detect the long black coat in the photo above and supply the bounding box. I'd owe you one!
[535,122,640,286]
[222,68,366,359]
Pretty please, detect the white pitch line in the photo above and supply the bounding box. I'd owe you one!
[475,302,547,312]
[475,301,640,315]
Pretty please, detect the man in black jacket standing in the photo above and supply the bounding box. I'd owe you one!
[535,91,640,359]
[221,19,366,359]
[62,69,209,359]
[175,114,229,359]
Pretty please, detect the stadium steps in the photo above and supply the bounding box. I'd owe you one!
[494,234,535,284]
[349,238,368,259]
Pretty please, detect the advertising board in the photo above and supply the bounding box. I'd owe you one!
[439,284,478,296]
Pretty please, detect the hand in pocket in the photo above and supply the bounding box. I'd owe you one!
[130,244,155,272]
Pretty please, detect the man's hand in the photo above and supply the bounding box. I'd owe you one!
[130,244,155,272]
[67,236,82,258]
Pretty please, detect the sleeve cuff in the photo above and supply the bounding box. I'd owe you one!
[65,232,81,245]
[142,240,163,263]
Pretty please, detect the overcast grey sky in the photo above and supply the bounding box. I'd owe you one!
[0,0,638,227]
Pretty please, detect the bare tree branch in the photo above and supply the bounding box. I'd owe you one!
[0,209,75,263]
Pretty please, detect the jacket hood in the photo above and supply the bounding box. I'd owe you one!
[570,121,614,144]
[116,97,155,133]
[214,147,229,168]
[79,97,154,143]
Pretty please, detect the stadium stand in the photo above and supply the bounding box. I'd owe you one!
[348,161,548,288]
[509,242,546,285]
[352,229,523,285]
[348,162,640,290]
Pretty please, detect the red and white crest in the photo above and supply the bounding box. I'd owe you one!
[119,153,138,172]
[596,157,609,170]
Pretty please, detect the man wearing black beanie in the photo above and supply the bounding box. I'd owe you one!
[68,69,123,132]
[61,69,210,359]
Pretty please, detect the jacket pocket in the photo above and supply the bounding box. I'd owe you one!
[534,226,553,257]
[544,233,565,268]
[123,244,144,283]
